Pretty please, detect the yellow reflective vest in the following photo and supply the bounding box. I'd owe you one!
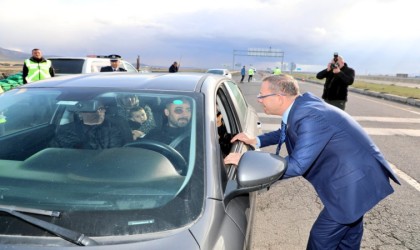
[273,68,282,75]
[24,59,52,83]
[248,68,254,75]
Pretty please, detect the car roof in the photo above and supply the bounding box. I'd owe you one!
[22,72,224,92]
[47,56,128,61]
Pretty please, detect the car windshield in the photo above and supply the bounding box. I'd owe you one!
[0,88,204,237]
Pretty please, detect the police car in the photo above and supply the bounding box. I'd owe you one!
[48,55,138,76]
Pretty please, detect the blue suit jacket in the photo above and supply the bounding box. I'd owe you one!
[259,92,400,224]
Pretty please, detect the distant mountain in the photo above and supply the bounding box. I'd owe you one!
[0,47,31,61]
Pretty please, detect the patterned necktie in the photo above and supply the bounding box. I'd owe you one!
[275,121,287,155]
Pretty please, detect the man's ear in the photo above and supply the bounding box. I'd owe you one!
[164,109,169,116]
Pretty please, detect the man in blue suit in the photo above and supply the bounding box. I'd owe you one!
[224,75,400,249]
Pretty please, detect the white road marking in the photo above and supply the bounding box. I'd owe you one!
[389,163,420,192]
[353,116,420,123]
[257,113,282,119]
[362,128,420,136]
[260,124,420,137]
[258,113,420,123]
[350,93,420,116]
[257,114,420,136]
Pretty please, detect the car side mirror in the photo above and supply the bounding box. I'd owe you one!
[224,151,287,203]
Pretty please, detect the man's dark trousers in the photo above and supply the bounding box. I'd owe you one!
[307,208,363,250]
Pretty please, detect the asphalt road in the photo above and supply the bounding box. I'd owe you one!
[233,73,420,250]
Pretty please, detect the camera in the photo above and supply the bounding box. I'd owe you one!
[333,52,339,61]
[331,52,339,69]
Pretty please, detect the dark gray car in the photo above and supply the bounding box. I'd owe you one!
[0,73,286,249]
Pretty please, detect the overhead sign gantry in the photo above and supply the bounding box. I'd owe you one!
[232,47,284,70]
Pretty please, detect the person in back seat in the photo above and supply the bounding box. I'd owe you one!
[128,106,156,140]
[117,94,155,121]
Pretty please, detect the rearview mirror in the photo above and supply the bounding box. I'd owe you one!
[65,100,101,112]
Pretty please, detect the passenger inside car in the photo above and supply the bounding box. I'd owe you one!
[128,106,156,140]
[216,111,232,158]
[116,93,159,129]
[50,100,131,149]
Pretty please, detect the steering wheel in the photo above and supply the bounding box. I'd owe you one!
[123,139,187,175]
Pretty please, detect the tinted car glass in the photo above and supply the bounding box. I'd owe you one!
[225,81,248,125]
[0,88,204,237]
[49,59,84,74]
[207,69,224,75]
[90,60,112,73]
[123,61,138,73]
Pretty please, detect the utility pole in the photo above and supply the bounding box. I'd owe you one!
[136,55,140,71]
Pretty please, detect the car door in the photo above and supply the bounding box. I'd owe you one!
[215,80,260,249]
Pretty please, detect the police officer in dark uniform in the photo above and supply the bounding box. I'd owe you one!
[100,54,127,72]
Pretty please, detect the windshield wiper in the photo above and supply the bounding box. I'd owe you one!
[0,206,98,246]
[0,205,61,217]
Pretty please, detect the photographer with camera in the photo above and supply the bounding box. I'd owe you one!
[316,53,355,110]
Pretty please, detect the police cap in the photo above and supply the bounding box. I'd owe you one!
[109,54,122,62]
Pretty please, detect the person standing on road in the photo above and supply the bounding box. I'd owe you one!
[100,54,127,72]
[316,53,355,110]
[169,61,180,73]
[224,74,400,250]
[22,48,55,84]
[248,67,254,82]
[240,66,246,83]
[273,66,282,75]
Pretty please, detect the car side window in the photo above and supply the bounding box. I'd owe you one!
[1,95,56,136]
[216,89,237,158]
[123,62,138,73]
[224,81,248,126]
[91,60,109,73]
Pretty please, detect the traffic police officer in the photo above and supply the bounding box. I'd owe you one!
[100,54,127,72]
[22,48,55,84]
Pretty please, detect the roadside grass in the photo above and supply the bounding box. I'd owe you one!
[1,65,419,99]
[292,73,420,100]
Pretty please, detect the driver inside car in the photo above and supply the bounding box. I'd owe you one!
[145,98,192,162]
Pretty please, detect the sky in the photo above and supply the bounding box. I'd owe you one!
[1,0,419,75]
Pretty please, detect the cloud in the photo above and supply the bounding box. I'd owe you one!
[0,0,419,75]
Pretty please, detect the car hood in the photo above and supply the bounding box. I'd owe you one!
[0,229,199,249]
